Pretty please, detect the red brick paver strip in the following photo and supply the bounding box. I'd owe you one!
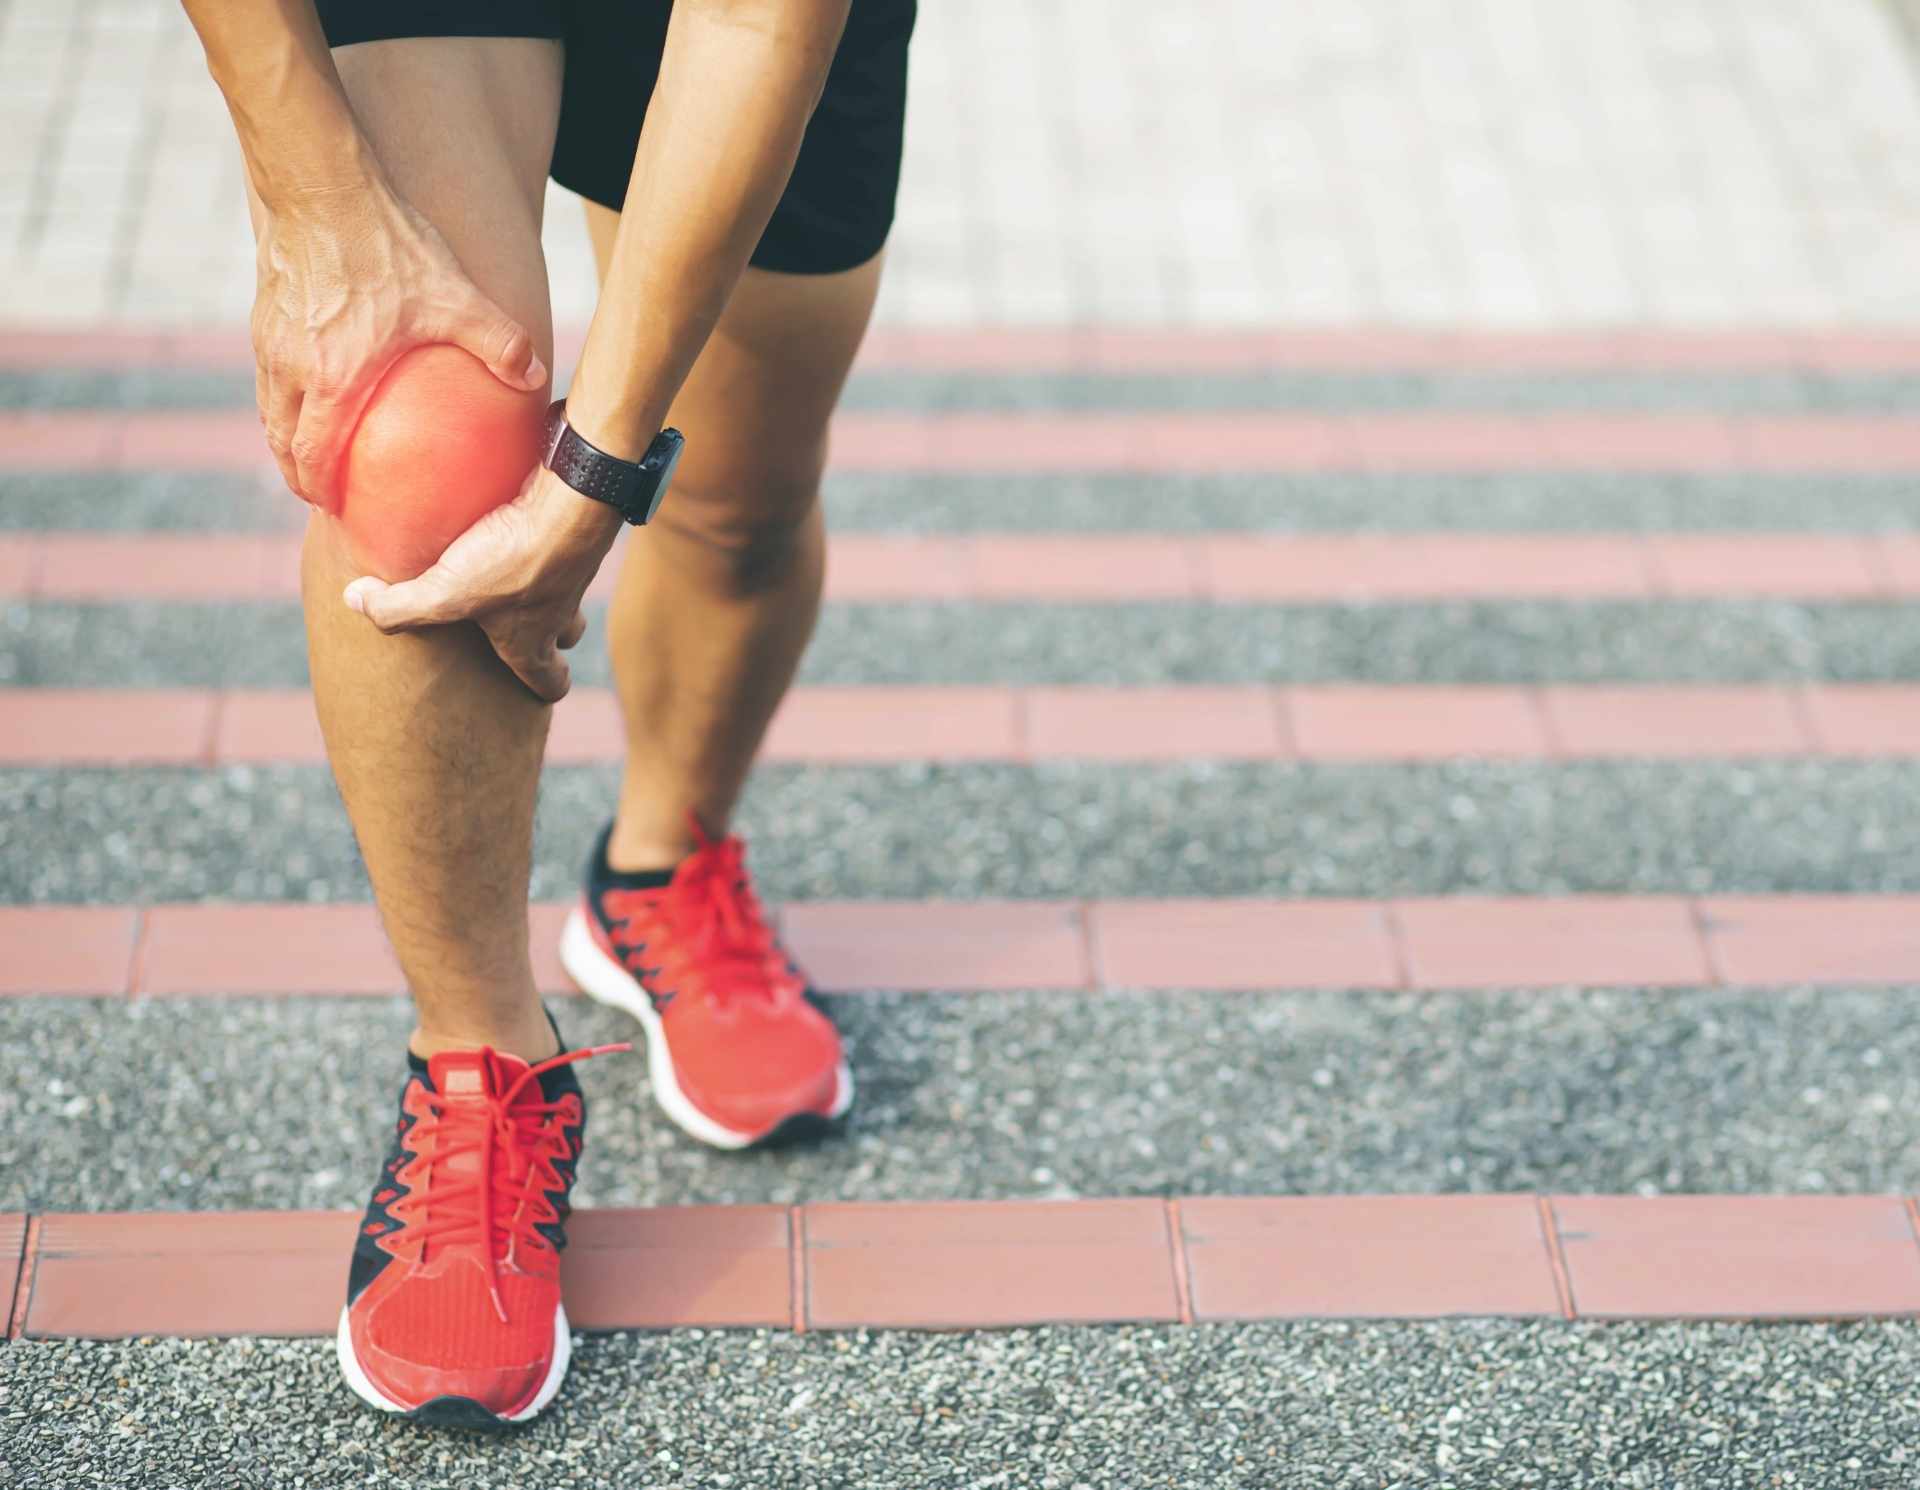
[561,1207,792,1330]
[4,893,1920,999]
[1179,1195,1564,1318]
[1878,536,1920,597]
[14,409,1920,476]
[1539,685,1814,758]
[759,686,1021,762]
[137,903,403,996]
[1647,535,1886,599]
[17,1207,790,1338]
[1089,900,1400,990]
[1026,687,1288,761]
[0,688,216,765]
[33,534,285,600]
[1198,535,1654,602]
[779,901,1092,992]
[1393,896,1716,989]
[970,535,1207,599]
[1288,686,1549,760]
[9,1195,1920,1337]
[23,684,1920,767]
[0,907,139,995]
[24,1211,354,1337]
[1803,686,1920,756]
[1699,896,1920,986]
[17,326,1920,375]
[0,537,39,594]
[1550,1196,1920,1319]
[1,1214,26,1337]
[803,1199,1182,1329]
[8,531,1920,604]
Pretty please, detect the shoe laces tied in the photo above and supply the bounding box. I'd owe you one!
[408,1041,628,1324]
[604,811,796,1012]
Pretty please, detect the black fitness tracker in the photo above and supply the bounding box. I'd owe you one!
[542,399,684,526]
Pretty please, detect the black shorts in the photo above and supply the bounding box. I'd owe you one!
[316,0,915,274]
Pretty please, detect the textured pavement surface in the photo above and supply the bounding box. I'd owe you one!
[8,0,1920,327]
[6,1321,1920,1489]
[12,3,1920,1483]
[4,987,1919,1214]
[15,365,1920,414]
[12,341,1920,1482]
[8,758,1920,905]
[18,470,1920,537]
[13,595,1920,688]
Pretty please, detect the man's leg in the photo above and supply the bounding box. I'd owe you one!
[273,37,563,1060]
[583,201,885,868]
[261,35,613,1428]
[552,208,880,1147]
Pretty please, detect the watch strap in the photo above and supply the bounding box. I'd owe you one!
[542,400,683,525]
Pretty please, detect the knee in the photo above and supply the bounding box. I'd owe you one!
[649,453,823,596]
[338,345,546,581]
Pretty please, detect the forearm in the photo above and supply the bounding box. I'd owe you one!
[179,0,378,210]
[564,0,851,460]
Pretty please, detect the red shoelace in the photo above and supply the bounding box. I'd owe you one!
[404,1041,628,1323]
[602,813,799,1011]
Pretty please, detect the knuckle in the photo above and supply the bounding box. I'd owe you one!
[486,318,529,365]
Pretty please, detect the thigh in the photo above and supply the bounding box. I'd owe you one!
[328,36,564,353]
[584,200,884,528]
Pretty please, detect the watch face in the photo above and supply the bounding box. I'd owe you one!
[640,431,685,522]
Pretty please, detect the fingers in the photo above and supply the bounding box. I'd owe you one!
[343,572,464,634]
[344,574,575,702]
[260,374,304,500]
[498,636,572,704]
[287,391,351,514]
[435,288,547,393]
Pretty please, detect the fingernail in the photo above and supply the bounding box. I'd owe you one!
[342,583,366,615]
[526,353,547,388]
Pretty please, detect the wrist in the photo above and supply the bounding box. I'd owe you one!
[230,55,384,217]
[250,135,385,221]
[530,466,625,549]
[560,369,672,465]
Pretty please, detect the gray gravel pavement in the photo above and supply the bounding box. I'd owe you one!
[0,472,284,531]
[9,596,1919,688]
[3,986,1915,1213]
[13,470,1920,536]
[6,758,1920,904]
[12,363,1920,414]
[5,1320,1917,1489]
[822,471,1920,536]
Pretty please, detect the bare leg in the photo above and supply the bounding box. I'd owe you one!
[255,38,564,1060]
[582,198,886,870]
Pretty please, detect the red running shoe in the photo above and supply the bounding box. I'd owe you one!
[337,1037,624,1428]
[559,814,853,1149]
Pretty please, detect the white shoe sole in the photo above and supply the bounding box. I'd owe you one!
[336,1301,570,1425]
[559,903,853,1150]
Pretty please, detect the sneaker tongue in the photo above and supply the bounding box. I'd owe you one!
[424,1048,533,1177]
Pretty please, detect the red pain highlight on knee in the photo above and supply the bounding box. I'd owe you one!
[337,344,548,583]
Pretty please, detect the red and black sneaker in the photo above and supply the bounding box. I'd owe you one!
[558,813,852,1149]
[337,1033,625,1428]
